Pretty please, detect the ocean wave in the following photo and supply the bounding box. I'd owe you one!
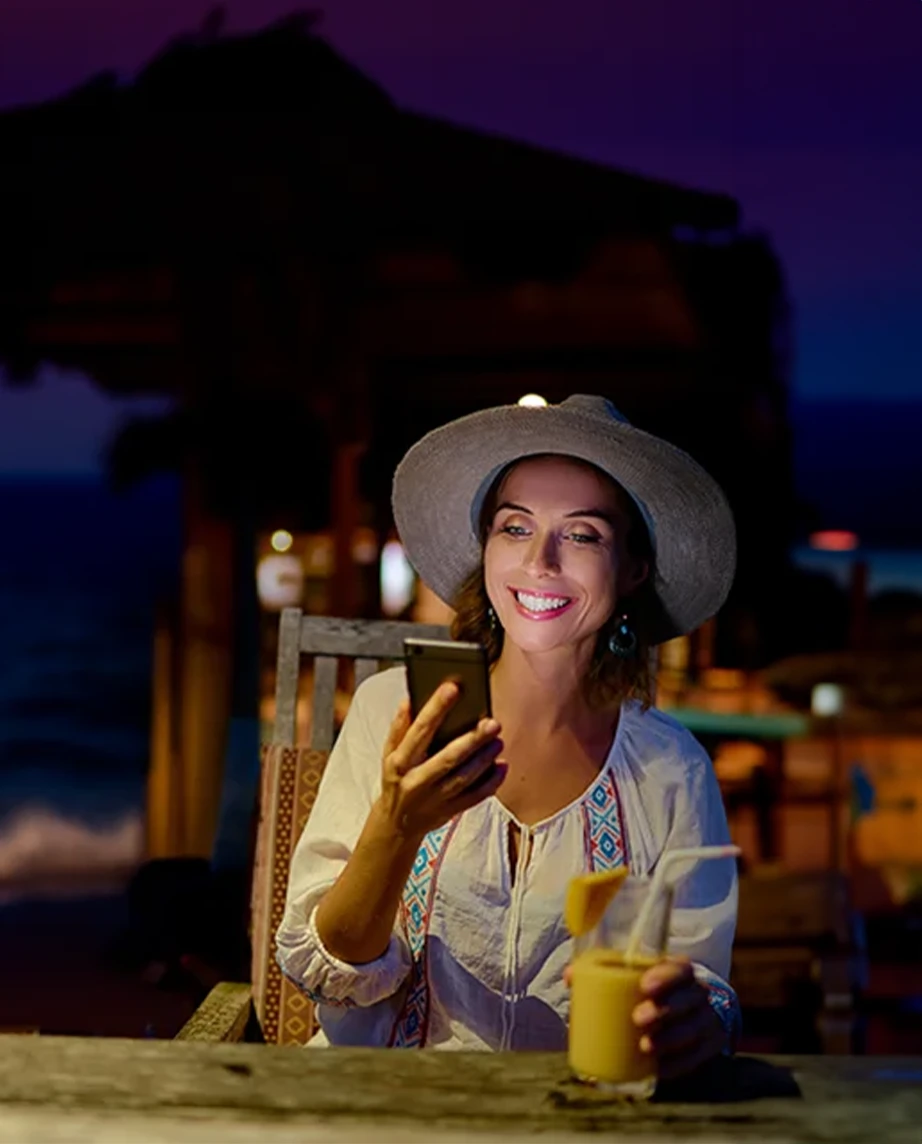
[0,806,143,903]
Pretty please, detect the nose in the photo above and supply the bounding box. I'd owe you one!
[523,529,560,577]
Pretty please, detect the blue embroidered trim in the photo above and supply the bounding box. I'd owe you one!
[582,768,627,872]
[389,819,458,1047]
[699,971,742,1052]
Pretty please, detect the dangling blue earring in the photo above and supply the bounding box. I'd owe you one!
[608,614,637,658]
[488,606,499,634]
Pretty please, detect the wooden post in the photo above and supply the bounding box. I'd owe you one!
[176,467,234,857]
[211,499,262,872]
[145,599,182,858]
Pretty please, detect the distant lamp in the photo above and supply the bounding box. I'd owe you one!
[351,527,379,566]
[381,540,416,617]
[517,394,548,408]
[304,535,334,576]
[809,530,858,552]
[271,529,294,553]
[257,554,304,611]
[811,683,845,718]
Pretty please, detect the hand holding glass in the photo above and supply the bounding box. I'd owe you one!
[567,846,740,1098]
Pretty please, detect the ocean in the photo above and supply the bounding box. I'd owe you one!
[0,476,181,897]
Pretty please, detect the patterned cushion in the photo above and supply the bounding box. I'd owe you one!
[251,743,329,1045]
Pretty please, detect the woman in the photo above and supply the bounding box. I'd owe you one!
[277,394,739,1076]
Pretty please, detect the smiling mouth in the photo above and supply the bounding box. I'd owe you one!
[512,589,573,615]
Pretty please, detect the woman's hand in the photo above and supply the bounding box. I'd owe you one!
[375,683,506,843]
[632,957,726,1079]
[315,683,504,965]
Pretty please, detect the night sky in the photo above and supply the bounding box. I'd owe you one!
[0,0,919,475]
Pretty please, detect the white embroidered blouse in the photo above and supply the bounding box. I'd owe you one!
[277,667,740,1051]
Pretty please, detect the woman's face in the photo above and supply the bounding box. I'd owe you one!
[483,456,647,658]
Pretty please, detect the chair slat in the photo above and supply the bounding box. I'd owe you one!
[297,614,451,660]
[736,872,850,945]
[273,608,303,746]
[354,657,379,690]
[311,655,339,753]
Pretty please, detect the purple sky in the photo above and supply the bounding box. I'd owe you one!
[0,0,920,474]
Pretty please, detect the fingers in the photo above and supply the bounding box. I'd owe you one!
[644,1003,717,1058]
[633,983,703,1034]
[632,973,726,1079]
[634,961,707,1044]
[639,957,694,1001]
[404,715,503,795]
[396,682,462,765]
[437,737,504,799]
[428,717,503,777]
[648,1008,726,1080]
[387,684,460,774]
[389,677,504,782]
[444,760,508,817]
[562,948,724,1083]
[383,701,412,768]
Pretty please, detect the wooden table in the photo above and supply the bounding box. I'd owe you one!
[0,1036,920,1143]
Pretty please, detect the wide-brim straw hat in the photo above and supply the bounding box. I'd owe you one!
[392,394,736,644]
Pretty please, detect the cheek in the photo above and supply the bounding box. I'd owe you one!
[594,581,619,616]
[574,550,617,590]
[582,557,619,618]
[482,541,505,595]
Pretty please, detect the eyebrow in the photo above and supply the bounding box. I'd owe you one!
[495,501,617,526]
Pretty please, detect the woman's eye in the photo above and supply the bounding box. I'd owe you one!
[567,532,601,545]
[500,523,529,537]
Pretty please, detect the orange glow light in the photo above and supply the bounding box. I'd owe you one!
[809,530,859,552]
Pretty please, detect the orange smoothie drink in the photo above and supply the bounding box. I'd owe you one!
[568,947,658,1097]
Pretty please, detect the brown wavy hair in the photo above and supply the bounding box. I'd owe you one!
[450,457,657,711]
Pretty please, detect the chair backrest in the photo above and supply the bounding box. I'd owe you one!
[732,868,866,1052]
[735,870,854,948]
[252,608,450,1046]
[272,607,452,750]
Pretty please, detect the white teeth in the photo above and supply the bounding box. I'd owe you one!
[515,591,570,614]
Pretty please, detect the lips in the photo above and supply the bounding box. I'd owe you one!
[510,587,574,618]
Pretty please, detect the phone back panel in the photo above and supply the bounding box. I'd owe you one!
[404,639,491,754]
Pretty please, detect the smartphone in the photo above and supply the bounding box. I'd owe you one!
[404,638,492,756]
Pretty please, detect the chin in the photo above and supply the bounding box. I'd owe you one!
[502,620,580,655]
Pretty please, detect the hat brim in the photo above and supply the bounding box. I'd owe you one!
[392,402,736,644]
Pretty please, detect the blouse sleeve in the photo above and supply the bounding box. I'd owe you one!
[275,672,412,1009]
[662,731,742,1050]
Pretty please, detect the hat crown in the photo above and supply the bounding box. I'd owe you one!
[559,394,631,425]
[392,390,735,644]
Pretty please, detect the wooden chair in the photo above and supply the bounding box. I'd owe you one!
[176,607,449,1044]
[732,868,867,1054]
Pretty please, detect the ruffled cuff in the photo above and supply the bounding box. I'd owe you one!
[276,902,412,1009]
[694,964,741,1054]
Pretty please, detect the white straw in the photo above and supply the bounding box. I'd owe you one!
[623,844,741,963]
